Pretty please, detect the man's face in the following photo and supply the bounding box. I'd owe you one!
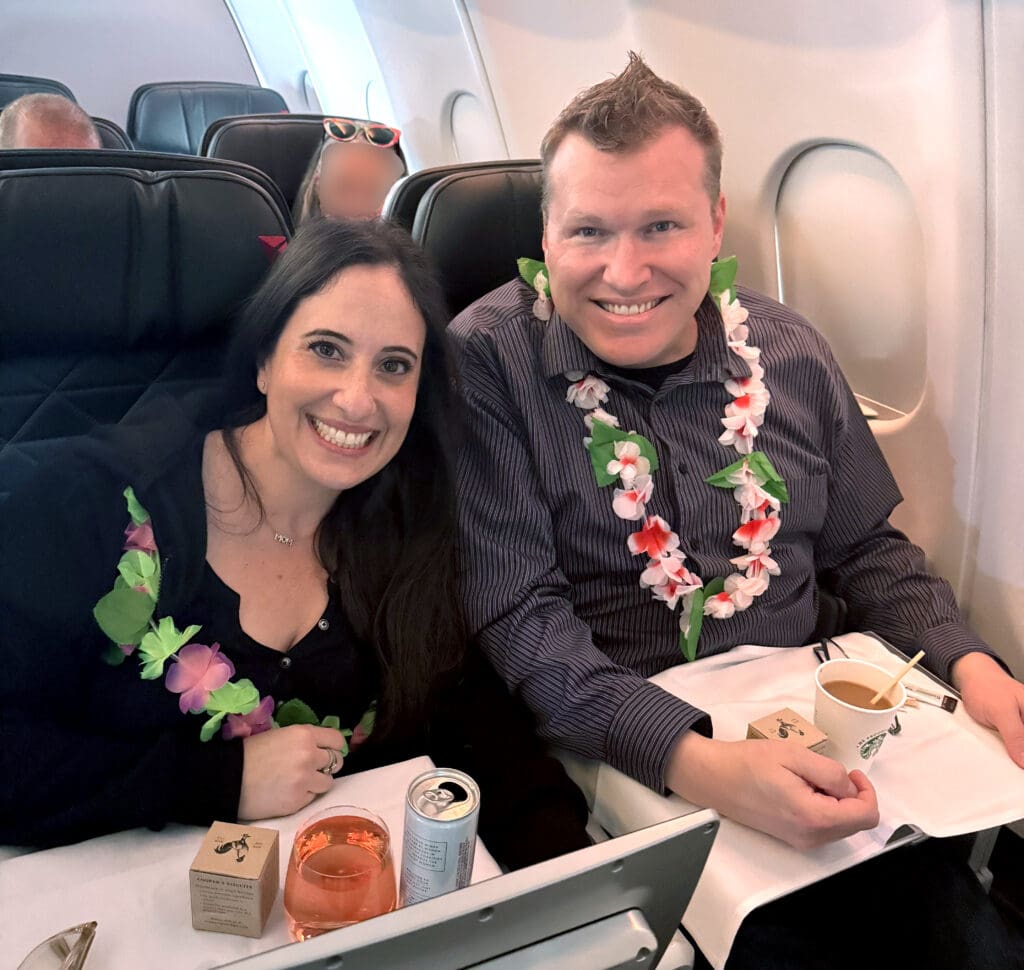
[542,127,725,368]
[12,115,99,149]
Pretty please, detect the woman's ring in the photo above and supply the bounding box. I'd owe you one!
[319,748,339,775]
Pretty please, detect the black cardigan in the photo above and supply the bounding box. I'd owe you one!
[0,393,589,869]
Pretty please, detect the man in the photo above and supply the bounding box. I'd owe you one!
[0,93,101,150]
[450,54,1023,968]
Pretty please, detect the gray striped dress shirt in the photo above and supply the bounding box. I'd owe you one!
[450,279,993,791]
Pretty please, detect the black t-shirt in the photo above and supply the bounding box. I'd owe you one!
[603,351,695,391]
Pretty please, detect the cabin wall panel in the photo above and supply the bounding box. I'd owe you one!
[0,0,257,126]
[966,1,1024,676]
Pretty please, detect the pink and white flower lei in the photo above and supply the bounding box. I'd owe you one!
[564,289,782,647]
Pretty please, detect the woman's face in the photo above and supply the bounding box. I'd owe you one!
[256,264,426,497]
[317,141,405,221]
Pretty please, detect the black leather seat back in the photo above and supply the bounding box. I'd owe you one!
[408,163,543,316]
[0,73,76,110]
[0,164,290,500]
[201,113,327,213]
[128,82,288,155]
[385,159,540,232]
[92,118,132,150]
[0,149,291,230]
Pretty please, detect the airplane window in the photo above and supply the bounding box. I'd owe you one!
[775,143,926,417]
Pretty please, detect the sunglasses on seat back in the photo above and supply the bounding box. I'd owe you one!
[322,117,401,148]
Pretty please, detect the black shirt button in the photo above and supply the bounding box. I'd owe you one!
[279,656,292,670]
[317,618,330,631]
[690,538,702,551]
[678,462,688,475]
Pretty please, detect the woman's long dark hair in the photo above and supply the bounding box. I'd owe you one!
[219,218,463,741]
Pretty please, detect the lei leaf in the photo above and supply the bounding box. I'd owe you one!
[200,678,261,742]
[705,452,789,505]
[102,642,130,666]
[93,577,156,646]
[586,419,660,487]
[320,714,341,730]
[680,590,706,662]
[276,698,320,727]
[517,257,550,296]
[703,577,726,599]
[116,550,159,600]
[124,486,150,526]
[709,255,738,302]
[137,616,202,680]
[356,705,377,736]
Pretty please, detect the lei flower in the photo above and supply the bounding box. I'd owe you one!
[94,487,374,753]
[519,256,789,661]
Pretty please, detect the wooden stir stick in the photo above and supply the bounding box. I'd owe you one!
[869,649,926,706]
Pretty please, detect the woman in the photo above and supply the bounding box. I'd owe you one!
[293,117,407,225]
[0,219,588,869]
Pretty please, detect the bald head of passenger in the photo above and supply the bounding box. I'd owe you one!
[0,93,102,150]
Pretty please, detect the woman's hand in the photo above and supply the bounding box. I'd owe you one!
[238,724,347,821]
[666,733,879,850]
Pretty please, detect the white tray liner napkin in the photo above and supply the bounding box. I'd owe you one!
[0,756,500,970]
[583,633,1024,969]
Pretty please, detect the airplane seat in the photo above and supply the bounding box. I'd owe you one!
[0,149,292,230]
[0,161,290,503]
[202,113,410,217]
[201,113,328,214]
[398,161,543,316]
[0,75,127,150]
[383,158,542,232]
[127,81,288,155]
[91,118,132,150]
[0,72,76,110]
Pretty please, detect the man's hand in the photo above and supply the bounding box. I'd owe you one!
[951,652,1024,768]
[665,733,879,850]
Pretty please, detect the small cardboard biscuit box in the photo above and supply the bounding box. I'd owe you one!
[190,821,279,938]
[746,707,828,753]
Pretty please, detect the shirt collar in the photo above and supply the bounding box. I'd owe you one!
[539,292,752,386]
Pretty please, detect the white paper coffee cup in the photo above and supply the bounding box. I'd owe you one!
[813,658,906,773]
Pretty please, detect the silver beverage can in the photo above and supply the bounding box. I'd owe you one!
[399,768,480,905]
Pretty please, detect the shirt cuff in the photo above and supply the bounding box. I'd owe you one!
[918,622,1006,684]
[604,681,711,792]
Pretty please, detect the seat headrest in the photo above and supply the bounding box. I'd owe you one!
[92,118,132,150]
[201,113,327,212]
[128,82,288,155]
[0,166,288,351]
[0,73,76,111]
[0,149,291,230]
[410,163,543,316]
[385,159,541,232]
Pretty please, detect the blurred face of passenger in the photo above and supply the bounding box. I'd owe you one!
[12,115,99,149]
[542,126,726,368]
[317,141,404,221]
[256,264,425,499]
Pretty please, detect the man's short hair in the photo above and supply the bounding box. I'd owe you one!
[540,51,722,214]
[0,93,101,149]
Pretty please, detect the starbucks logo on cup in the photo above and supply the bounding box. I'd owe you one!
[859,732,887,760]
